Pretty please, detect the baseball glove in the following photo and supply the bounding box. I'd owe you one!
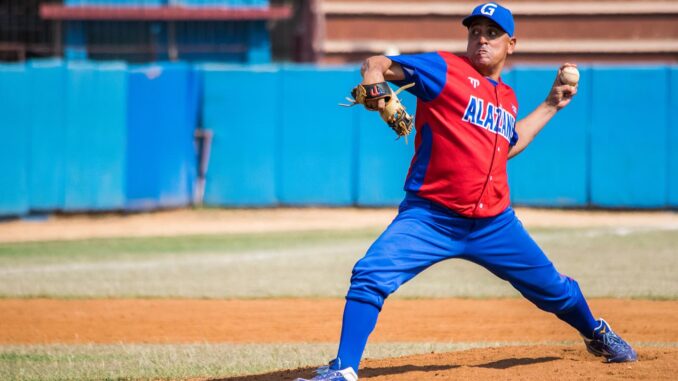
[341,82,415,141]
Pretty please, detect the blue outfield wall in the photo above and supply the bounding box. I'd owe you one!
[508,67,590,207]
[669,68,678,208]
[201,65,279,206]
[201,64,677,209]
[0,60,198,216]
[590,67,669,208]
[0,64,30,216]
[63,61,128,211]
[200,64,412,207]
[126,63,198,210]
[28,60,67,211]
[278,66,357,205]
[1,62,677,216]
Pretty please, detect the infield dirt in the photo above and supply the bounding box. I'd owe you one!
[2,298,676,380]
[220,346,677,381]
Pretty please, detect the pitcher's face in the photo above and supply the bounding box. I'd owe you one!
[466,18,516,73]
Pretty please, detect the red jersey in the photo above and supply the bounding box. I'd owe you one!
[389,52,519,218]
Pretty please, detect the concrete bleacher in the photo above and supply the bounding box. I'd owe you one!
[317,0,678,64]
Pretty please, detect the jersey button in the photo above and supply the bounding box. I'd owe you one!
[497,147,501,152]
[479,203,484,209]
[489,176,493,181]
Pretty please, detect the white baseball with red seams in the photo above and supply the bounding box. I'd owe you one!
[560,66,580,86]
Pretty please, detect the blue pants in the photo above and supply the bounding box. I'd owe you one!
[346,193,584,313]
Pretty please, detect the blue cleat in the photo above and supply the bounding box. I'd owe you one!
[294,359,358,381]
[583,319,637,363]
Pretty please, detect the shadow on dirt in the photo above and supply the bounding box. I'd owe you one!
[208,366,315,381]
[210,357,561,380]
[210,364,461,381]
[474,356,561,369]
[359,364,461,378]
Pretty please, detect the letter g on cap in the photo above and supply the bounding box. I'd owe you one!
[481,3,497,16]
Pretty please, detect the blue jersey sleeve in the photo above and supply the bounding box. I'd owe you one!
[387,52,447,102]
[510,129,519,146]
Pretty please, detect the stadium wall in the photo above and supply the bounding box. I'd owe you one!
[0,62,675,217]
[0,60,198,216]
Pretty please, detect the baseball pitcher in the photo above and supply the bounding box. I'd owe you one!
[296,3,636,380]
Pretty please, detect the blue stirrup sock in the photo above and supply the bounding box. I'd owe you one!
[556,294,599,339]
[332,299,380,373]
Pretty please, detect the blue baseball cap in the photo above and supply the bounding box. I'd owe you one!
[462,2,515,37]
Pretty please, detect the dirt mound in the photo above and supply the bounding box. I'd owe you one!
[214,346,677,381]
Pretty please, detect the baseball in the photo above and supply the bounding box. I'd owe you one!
[560,66,580,86]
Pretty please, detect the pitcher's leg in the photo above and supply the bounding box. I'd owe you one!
[466,208,636,362]
[466,209,597,333]
[554,280,598,337]
[346,204,467,310]
[334,300,379,373]
[334,203,468,374]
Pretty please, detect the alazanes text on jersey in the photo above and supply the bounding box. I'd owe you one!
[461,95,516,143]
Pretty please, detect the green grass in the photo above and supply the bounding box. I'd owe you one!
[0,230,381,262]
[0,342,597,381]
[0,227,676,299]
[2,341,676,381]
[0,343,480,381]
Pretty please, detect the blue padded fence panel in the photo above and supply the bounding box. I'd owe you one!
[508,67,589,206]
[278,66,356,205]
[27,60,67,211]
[0,64,30,216]
[590,67,668,208]
[356,90,416,206]
[669,67,678,208]
[202,65,278,206]
[63,62,128,211]
[126,63,197,210]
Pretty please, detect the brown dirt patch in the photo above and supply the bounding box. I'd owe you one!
[220,347,678,381]
[2,298,676,380]
[1,298,675,344]
[1,207,676,243]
